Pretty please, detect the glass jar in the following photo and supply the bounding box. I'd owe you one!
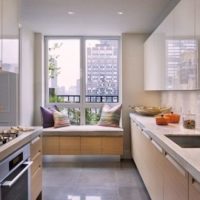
[182,114,196,129]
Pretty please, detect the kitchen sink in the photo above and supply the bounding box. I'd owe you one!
[165,135,200,148]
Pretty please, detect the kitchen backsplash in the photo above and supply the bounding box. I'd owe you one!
[161,91,200,129]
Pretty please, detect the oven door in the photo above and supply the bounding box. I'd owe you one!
[0,161,32,200]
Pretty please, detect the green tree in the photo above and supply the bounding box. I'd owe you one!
[48,43,62,79]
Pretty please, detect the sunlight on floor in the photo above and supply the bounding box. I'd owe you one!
[68,195,101,200]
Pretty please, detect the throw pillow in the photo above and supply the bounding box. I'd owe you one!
[98,104,122,127]
[40,105,60,128]
[53,110,70,128]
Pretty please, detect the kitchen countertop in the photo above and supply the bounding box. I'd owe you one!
[130,113,200,182]
[0,127,42,161]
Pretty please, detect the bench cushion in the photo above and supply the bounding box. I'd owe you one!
[43,125,123,137]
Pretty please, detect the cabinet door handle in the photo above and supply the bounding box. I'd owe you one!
[31,136,40,144]
[192,178,200,192]
[166,155,186,177]
[142,131,151,140]
[151,140,163,153]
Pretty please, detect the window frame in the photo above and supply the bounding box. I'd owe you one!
[44,36,121,125]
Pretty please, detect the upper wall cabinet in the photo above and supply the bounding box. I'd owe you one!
[0,0,20,73]
[144,0,199,90]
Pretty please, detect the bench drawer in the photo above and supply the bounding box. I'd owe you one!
[60,137,81,155]
[81,137,102,154]
[43,136,59,155]
[102,137,123,155]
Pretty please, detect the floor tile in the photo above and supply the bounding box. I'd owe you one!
[42,159,150,200]
[118,186,151,200]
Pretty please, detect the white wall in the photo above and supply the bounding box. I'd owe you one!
[33,33,44,126]
[122,33,161,158]
[20,28,34,125]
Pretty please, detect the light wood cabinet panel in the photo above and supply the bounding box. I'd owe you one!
[31,166,42,200]
[81,137,102,154]
[43,135,123,155]
[189,176,200,200]
[31,152,42,177]
[102,137,123,155]
[60,137,81,155]
[31,136,42,159]
[43,136,59,155]
[30,136,42,200]
[164,154,188,200]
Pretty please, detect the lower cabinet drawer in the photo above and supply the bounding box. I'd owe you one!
[31,136,42,158]
[81,137,102,154]
[31,166,42,200]
[31,152,42,176]
[102,137,123,155]
[43,136,59,155]
[60,137,81,155]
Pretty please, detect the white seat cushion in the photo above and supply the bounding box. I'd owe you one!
[43,125,123,136]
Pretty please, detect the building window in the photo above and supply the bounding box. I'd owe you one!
[45,37,120,125]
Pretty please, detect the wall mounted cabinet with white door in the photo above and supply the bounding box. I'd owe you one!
[0,0,20,125]
[0,0,20,73]
[144,0,199,90]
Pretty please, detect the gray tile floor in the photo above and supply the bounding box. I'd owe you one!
[43,159,151,200]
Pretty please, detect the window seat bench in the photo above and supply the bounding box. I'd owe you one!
[42,125,123,156]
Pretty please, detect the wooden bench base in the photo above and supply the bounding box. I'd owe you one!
[42,126,123,156]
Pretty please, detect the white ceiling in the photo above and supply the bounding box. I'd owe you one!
[20,0,180,36]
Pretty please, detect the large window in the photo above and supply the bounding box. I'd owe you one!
[45,37,120,125]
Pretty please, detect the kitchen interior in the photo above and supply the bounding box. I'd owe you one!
[1,0,200,200]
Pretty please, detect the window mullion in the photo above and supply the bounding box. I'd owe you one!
[80,37,86,125]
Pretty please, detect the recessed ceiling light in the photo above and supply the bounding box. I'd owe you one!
[117,11,124,15]
[68,11,75,15]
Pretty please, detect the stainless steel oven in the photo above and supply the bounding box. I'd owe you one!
[0,144,32,200]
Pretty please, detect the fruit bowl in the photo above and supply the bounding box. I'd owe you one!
[131,106,171,116]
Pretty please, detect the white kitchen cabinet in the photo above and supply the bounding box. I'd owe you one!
[196,0,200,39]
[189,175,200,200]
[173,0,195,37]
[1,0,20,73]
[0,0,2,69]
[0,72,18,125]
[144,32,165,90]
[163,154,188,200]
[130,118,192,200]
[144,0,198,90]
[130,120,164,200]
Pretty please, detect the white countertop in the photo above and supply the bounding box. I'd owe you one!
[130,113,200,182]
[0,127,42,161]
